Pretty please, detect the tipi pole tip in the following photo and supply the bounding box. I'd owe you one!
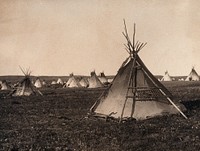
[19,66,26,75]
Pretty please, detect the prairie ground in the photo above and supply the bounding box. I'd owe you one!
[0,81,200,150]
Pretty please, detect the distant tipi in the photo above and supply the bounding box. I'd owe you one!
[90,21,187,121]
[51,80,57,85]
[10,68,43,96]
[64,73,81,88]
[161,71,172,81]
[42,80,47,85]
[88,71,103,88]
[0,80,11,90]
[99,72,108,84]
[79,77,89,87]
[57,78,64,85]
[34,77,43,88]
[185,67,199,81]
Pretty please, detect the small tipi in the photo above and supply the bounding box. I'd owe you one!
[64,73,81,88]
[185,67,199,81]
[0,80,11,90]
[42,80,47,85]
[51,80,57,85]
[90,21,187,121]
[88,71,103,88]
[107,78,113,83]
[10,68,43,96]
[99,72,108,84]
[34,77,43,88]
[57,78,64,85]
[161,71,172,81]
[79,77,89,87]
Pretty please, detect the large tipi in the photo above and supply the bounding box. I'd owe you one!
[10,68,43,96]
[88,71,104,88]
[161,71,172,81]
[185,67,199,81]
[99,72,108,84]
[90,21,187,121]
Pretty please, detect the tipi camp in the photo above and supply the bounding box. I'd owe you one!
[161,71,172,81]
[88,71,104,88]
[34,77,43,88]
[99,72,108,84]
[90,21,187,121]
[10,68,43,96]
[185,67,199,81]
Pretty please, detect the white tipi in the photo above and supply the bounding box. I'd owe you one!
[88,71,103,88]
[90,21,187,121]
[0,80,11,90]
[79,77,89,87]
[185,67,199,81]
[161,71,172,81]
[51,80,57,85]
[34,77,43,88]
[57,78,64,85]
[42,80,47,85]
[99,72,108,84]
[10,68,43,96]
[64,73,81,88]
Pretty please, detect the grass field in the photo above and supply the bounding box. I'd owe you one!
[0,81,200,150]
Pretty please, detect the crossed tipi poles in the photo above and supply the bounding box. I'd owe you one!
[120,20,147,119]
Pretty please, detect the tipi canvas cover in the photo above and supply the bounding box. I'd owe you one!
[34,78,42,88]
[161,71,172,81]
[185,68,199,81]
[79,78,89,87]
[90,21,186,121]
[99,72,108,84]
[88,71,103,88]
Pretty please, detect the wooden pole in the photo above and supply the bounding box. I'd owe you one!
[130,57,137,118]
[120,57,135,121]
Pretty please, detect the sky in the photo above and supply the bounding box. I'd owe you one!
[0,0,200,76]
